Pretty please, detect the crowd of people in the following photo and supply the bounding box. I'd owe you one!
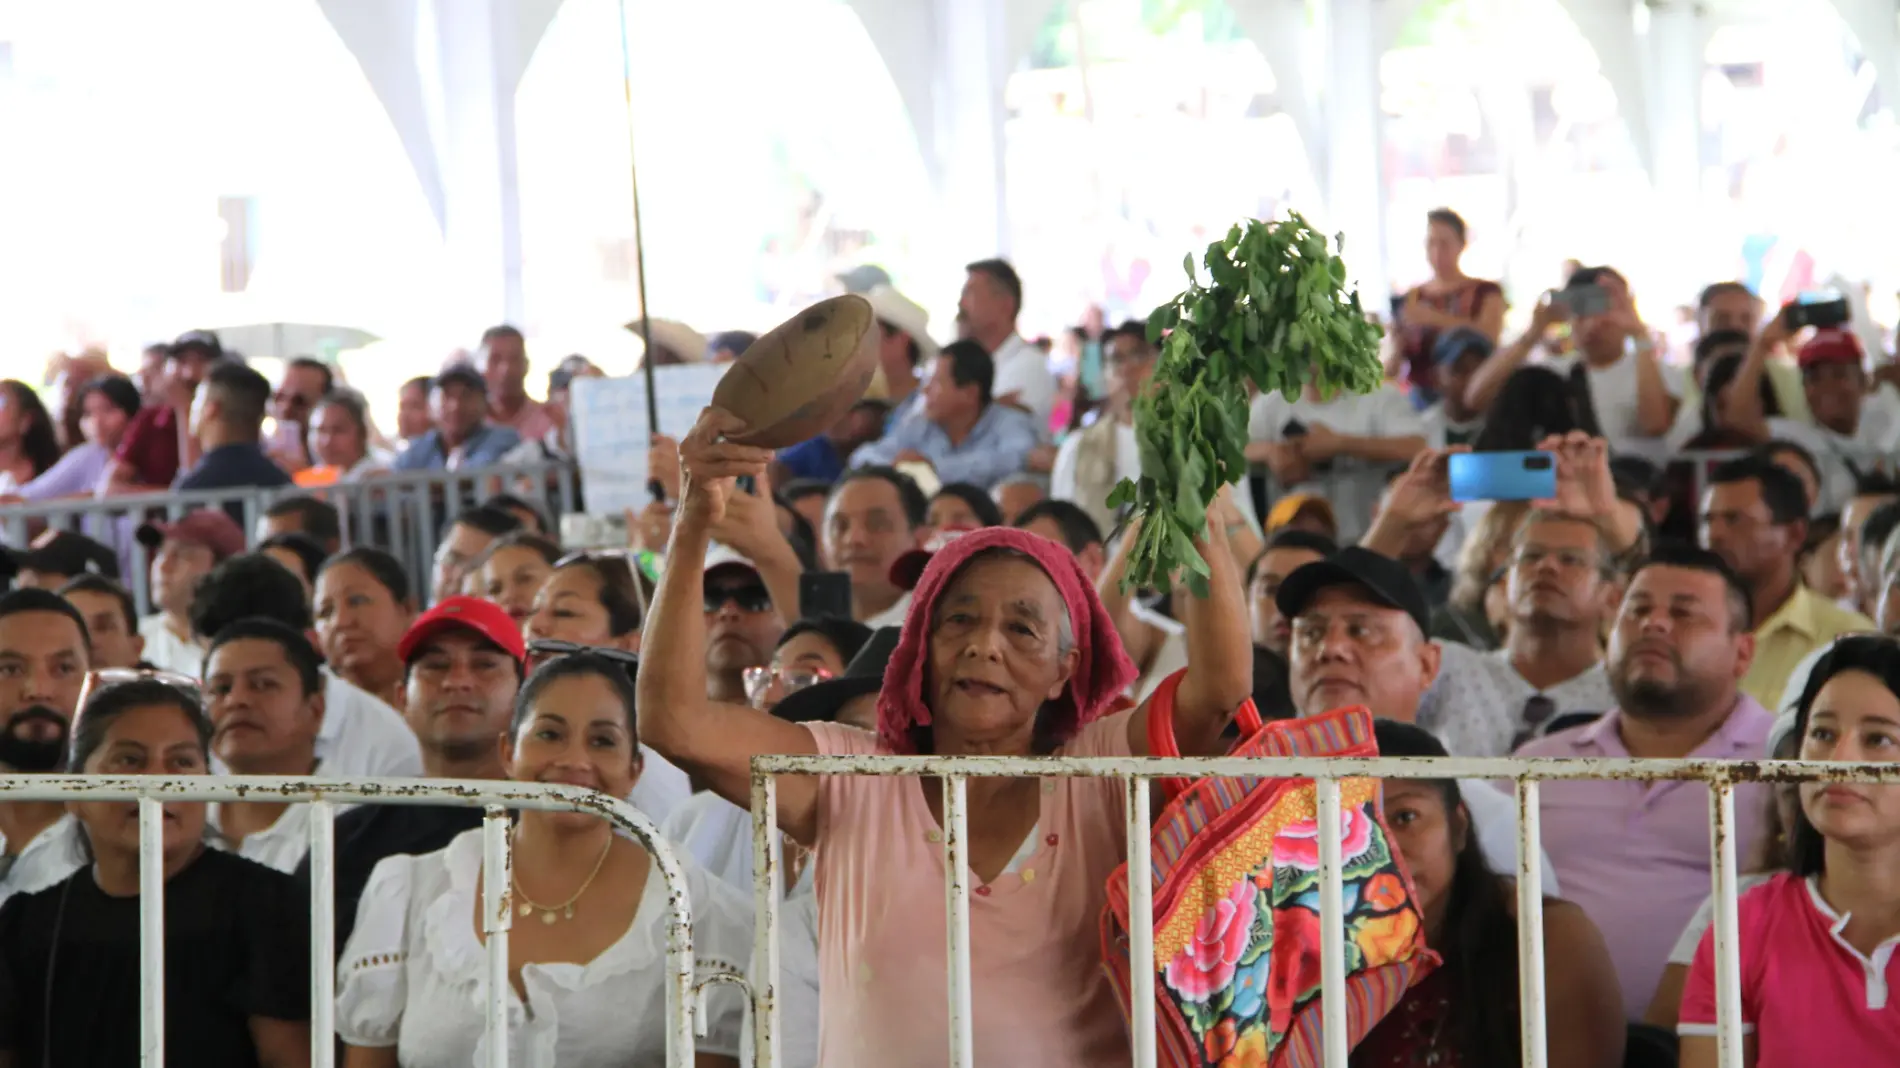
[0,211,1896,1066]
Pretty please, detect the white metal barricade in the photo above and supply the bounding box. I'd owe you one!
[0,459,580,613]
[747,753,1900,1068]
[0,775,701,1068]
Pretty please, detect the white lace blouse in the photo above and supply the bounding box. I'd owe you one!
[336,828,751,1066]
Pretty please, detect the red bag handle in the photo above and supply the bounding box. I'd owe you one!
[1143,668,1265,801]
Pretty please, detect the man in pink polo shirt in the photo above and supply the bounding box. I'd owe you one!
[1515,544,1774,1019]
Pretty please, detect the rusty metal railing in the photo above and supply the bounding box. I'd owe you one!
[747,753,1900,1068]
[0,775,701,1068]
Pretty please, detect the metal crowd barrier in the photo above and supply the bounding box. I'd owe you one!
[746,753,1900,1068]
[0,775,699,1068]
[0,459,580,613]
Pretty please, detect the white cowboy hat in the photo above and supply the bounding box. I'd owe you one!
[861,285,939,361]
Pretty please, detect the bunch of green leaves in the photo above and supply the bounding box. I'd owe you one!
[1108,214,1384,594]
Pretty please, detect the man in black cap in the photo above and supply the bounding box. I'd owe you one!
[4,531,119,591]
[1276,546,1559,889]
[106,330,224,492]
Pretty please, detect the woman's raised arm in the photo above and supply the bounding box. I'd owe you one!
[637,408,824,844]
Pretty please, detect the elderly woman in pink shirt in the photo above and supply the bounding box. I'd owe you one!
[640,407,1253,1067]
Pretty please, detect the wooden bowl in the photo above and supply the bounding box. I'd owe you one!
[712,295,880,448]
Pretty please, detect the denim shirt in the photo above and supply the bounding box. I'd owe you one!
[392,425,523,471]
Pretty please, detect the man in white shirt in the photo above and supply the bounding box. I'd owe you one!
[188,552,423,779]
[135,509,246,676]
[1246,382,1427,544]
[820,467,931,627]
[957,258,1055,429]
[1718,318,1900,515]
[0,589,92,906]
[203,618,329,872]
[1464,267,1684,462]
[1419,328,1490,449]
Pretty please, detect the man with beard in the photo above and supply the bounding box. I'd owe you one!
[703,547,784,703]
[298,596,526,948]
[0,589,91,906]
[1514,545,1772,1019]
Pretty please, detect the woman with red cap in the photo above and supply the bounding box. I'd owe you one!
[640,408,1254,1067]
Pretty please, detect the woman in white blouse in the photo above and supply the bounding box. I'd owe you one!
[337,651,752,1067]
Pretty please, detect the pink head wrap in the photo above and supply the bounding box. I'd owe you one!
[876,527,1137,754]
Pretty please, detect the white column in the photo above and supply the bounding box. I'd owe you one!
[429,0,523,327]
[1644,0,1706,296]
[932,0,1012,259]
[1323,0,1388,300]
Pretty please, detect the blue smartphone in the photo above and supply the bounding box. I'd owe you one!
[1449,451,1556,502]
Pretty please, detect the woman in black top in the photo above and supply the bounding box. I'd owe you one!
[0,677,310,1068]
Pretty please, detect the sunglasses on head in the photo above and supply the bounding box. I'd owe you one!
[704,583,772,614]
[76,668,205,718]
[743,665,836,708]
[525,639,640,667]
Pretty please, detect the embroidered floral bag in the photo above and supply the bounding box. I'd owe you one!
[1102,671,1437,1067]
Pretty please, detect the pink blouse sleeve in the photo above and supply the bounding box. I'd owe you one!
[1677,881,1769,1036]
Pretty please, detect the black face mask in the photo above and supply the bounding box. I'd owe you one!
[0,706,71,774]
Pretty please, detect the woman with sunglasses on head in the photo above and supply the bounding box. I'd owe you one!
[0,678,311,1067]
[1678,635,1900,1066]
[337,652,751,1068]
[314,548,416,711]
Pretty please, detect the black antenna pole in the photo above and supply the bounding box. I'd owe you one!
[617,0,665,504]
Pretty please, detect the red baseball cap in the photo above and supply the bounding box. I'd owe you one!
[1797,328,1864,371]
[397,596,527,665]
[135,510,245,561]
[889,525,979,592]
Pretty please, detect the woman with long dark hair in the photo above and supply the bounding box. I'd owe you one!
[0,379,64,491]
[0,677,311,1067]
[1353,720,1623,1067]
[1677,635,1900,1065]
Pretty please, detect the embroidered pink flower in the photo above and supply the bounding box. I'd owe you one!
[1163,877,1257,1003]
[1271,805,1373,872]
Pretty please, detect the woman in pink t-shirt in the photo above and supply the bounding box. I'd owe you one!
[1679,635,1900,1067]
[638,407,1254,1068]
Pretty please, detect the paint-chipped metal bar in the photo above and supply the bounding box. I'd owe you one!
[751,753,1900,784]
[1124,777,1157,1068]
[308,800,337,1068]
[747,752,1876,1068]
[8,775,699,1068]
[1515,780,1547,1068]
[749,773,782,1068]
[942,775,975,1068]
[1709,784,1745,1068]
[482,808,513,1068]
[139,797,166,1067]
[1315,778,1348,1067]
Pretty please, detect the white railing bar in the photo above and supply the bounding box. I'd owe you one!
[1515,780,1547,1068]
[309,800,337,1068]
[140,797,167,1067]
[481,807,513,1068]
[1125,777,1157,1068]
[750,754,1900,783]
[943,775,975,1068]
[29,778,696,1065]
[1709,784,1745,1068]
[749,773,782,1068]
[1316,778,1348,1068]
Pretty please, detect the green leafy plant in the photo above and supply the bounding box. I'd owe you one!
[1109,214,1385,594]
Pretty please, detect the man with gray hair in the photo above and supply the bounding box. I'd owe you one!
[1275,545,1559,889]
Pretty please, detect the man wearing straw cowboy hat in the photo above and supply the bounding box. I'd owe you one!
[860,284,940,426]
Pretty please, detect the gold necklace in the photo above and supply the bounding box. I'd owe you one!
[511,832,614,924]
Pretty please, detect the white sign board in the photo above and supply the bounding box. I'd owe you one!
[569,365,725,516]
